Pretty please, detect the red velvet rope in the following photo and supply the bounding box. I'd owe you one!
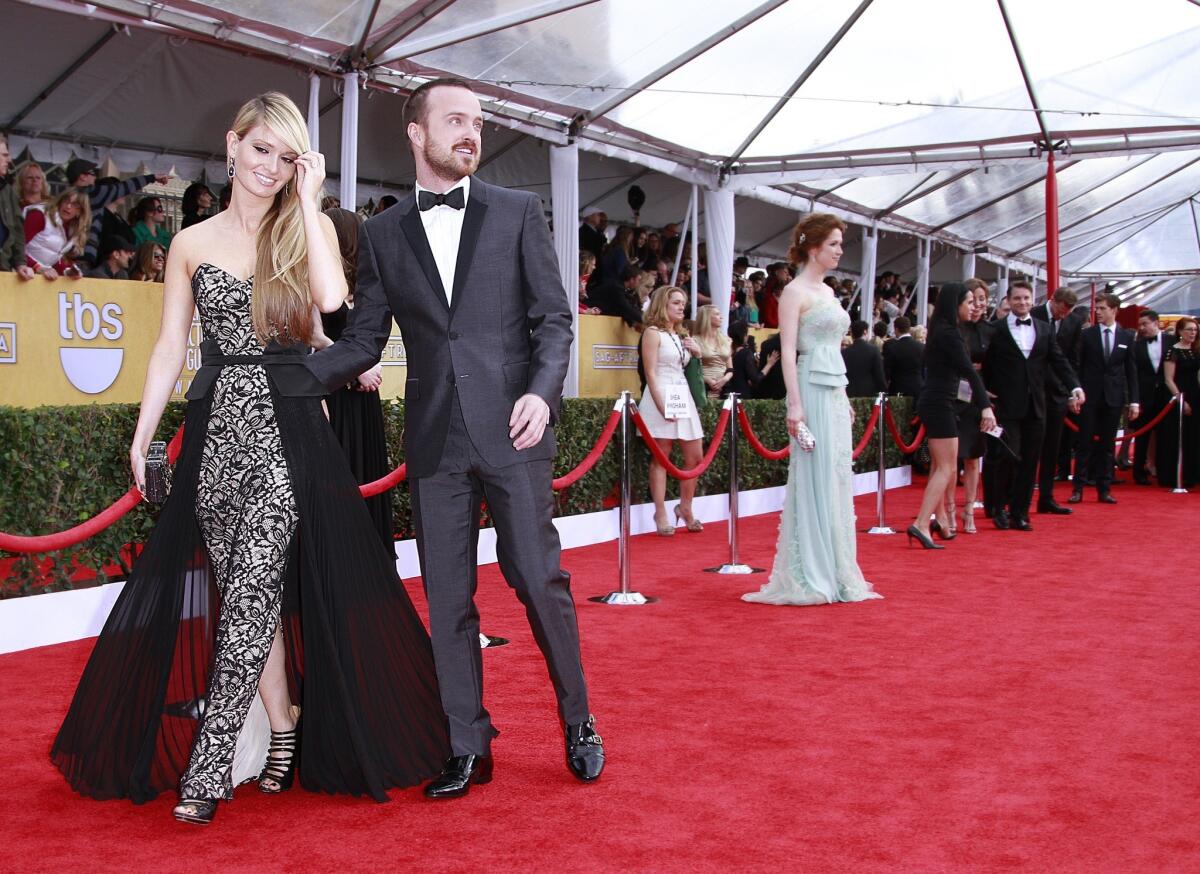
[632,406,730,480]
[1062,395,1178,443]
[852,404,882,460]
[358,462,407,497]
[0,426,185,555]
[883,406,926,454]
[552,409,622,490]
[737,406,790,461]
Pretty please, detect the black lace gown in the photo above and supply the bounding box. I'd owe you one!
[51,263,449,803]
[1158,346,1200,488]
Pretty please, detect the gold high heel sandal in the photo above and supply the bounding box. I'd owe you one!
[654,511,675,536]
[674,505,703,533]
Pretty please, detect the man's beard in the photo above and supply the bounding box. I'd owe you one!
[424,139,479,179]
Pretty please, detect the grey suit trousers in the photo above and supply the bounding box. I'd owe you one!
[410,392,589,756]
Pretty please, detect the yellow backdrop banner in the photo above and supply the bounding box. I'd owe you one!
[0,276,776,407]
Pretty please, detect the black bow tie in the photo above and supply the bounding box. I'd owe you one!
[1147,335,1157,343]
[1015,318,1032,326]
[418,187,465,211]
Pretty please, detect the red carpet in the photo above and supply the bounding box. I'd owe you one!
[2,482,1198,873]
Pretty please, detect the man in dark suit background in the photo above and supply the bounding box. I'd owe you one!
[1069,292,1138,504]
[842,319,887,398]
[579,205,607,261]
[982,280,1084,530]
[307,79,604,797]
[1129,309,1172,485]
[1031,286,1085,514]
[882,316,924,399]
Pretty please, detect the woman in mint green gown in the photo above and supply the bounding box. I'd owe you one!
[743,215,881,607]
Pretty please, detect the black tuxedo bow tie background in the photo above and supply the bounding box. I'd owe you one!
[418,187,465,211]
[1015,318,1032,326]
[1147,335,1157,343]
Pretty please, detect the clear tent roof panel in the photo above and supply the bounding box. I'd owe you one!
[1053,203,1200,273]
[888,163,1047,231]
[406,0,773,114]
[601,0,865,157]
[182,0,399,46]
[987,151,1200,255]
[742,0,1038,159]
[938,155,1163,244]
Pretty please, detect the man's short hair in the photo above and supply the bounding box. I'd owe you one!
[734,256,749,269]
[403,77,474,129]
[1051,286,1078,307]
[1008,279,1033,297]
[1140,309,1160,322]
[893,316,911,334]
[619,264,642,283]
[1097,292,1121,310]
[850,319,869,340]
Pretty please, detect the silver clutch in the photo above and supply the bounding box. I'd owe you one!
[143,440,173,504]
[795,423,816,453]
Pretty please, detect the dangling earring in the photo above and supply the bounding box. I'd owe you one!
[283,182,290,197]
[227,157,235,179]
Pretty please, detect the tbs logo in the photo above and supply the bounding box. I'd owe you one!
[58,292,124,394]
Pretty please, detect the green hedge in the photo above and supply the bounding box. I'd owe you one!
[0,395,912,598]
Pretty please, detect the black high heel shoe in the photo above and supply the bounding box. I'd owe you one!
[173,798,217,825]
[906,525,944,550]
[259,716,300,794]
[930,517,956,541]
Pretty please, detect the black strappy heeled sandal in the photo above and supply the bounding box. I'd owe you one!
[258,720,300,794]
[173,798,217,825]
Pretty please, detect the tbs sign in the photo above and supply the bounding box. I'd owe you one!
[58,292,125,394]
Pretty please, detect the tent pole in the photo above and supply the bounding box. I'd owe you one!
[962,250,976,280]
[916,239,931,328]
[690,185,700,320]
[339,72,360,210]
[550,144,581,398]
[670,187,695,287]
[1046,149,1060,292]
[307,73,321,154]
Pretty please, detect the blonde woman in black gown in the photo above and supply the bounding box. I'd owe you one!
[51,93,448,824]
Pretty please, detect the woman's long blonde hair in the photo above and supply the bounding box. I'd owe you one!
[230,92,314,344]
[15,161,50,205]
[695,304,730,356]
[46,188,91,255]
[644,286,689,336]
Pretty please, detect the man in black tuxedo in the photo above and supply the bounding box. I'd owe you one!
[307,79,603,797]
[1031,287,1085,514]
[1129,309,1172,484]
[982,280,1084,531]
[842,319,887,398]
[882,316,924,399]
[1069,293,1138,503]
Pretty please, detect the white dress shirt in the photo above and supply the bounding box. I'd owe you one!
[1149,331,1163,372]
[414,176,470,304]
[1008,312,1036,358]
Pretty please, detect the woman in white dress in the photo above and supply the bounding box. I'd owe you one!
[640,285,704,535]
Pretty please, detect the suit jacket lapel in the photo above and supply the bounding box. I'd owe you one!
[448,179,489,321]
[399,199,450,310]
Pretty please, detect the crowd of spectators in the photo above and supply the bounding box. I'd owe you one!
[0,135,203,282]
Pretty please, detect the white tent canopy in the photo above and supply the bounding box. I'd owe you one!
[4,0,1199,311]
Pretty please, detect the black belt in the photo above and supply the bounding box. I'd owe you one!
[200,350,307,367]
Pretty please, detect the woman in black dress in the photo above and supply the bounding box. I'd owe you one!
[319,207,395,553]
[51,93,448,825]
[945,279,990,533]
[910,283,996,549]
[1162,317,1200,488]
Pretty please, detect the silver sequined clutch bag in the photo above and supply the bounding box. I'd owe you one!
[795,423,816,453]
[143,440,172,504]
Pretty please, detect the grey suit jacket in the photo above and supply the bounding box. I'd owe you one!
[305,178,573,478]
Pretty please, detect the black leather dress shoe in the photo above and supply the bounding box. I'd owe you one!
[1010,516,1034,531]
[1098,493,1118,504]
[1037,500,1072,515]
[565,716,605,782]
[992,509,1010,530]
[1134,473,1152,486]
[424,754,494,799]
[1067,490,1083,504]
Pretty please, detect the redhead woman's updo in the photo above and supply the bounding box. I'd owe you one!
[788,213,847,265]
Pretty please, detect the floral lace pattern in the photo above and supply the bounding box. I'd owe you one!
[179,264,298,800]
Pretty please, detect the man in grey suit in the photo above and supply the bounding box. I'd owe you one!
[306,79,603,798]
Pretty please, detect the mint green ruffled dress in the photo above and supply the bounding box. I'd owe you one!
[743,296,881,606]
